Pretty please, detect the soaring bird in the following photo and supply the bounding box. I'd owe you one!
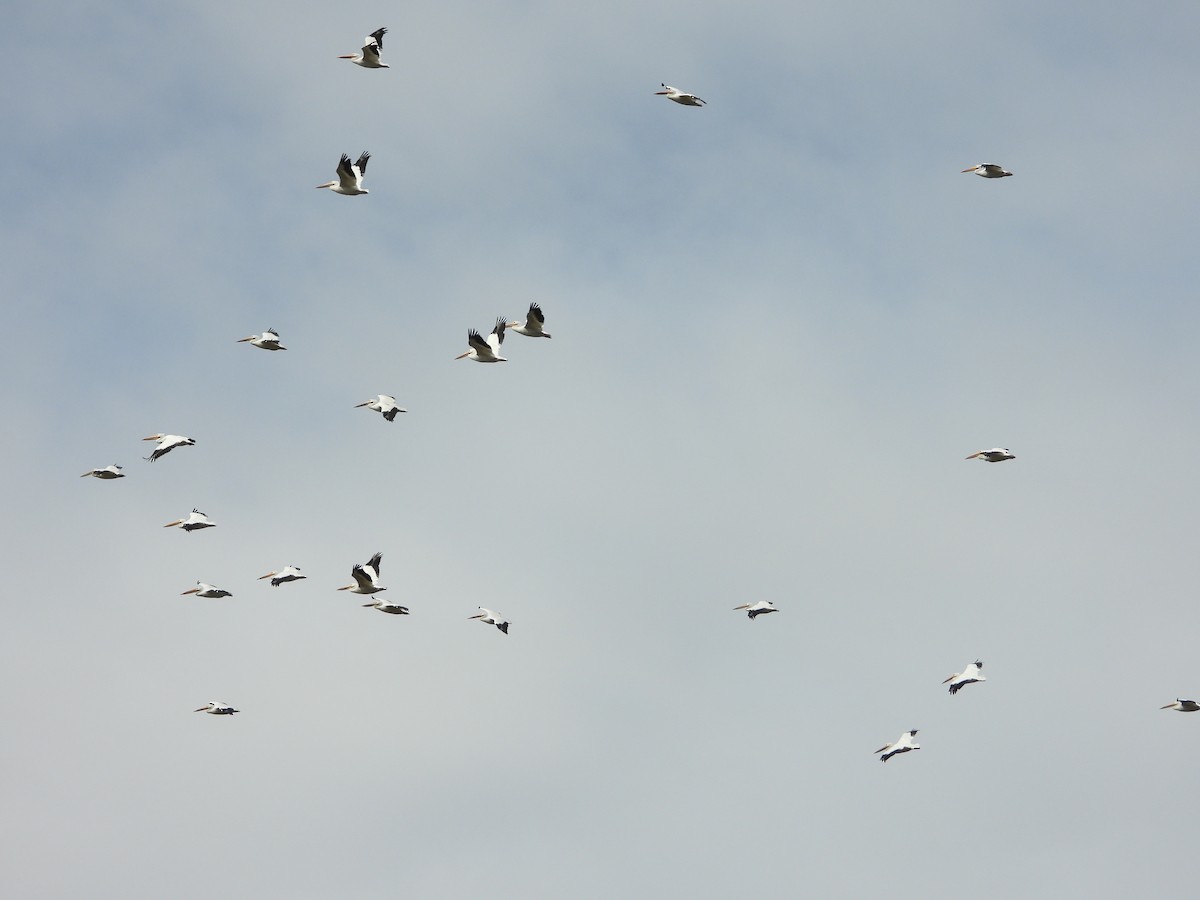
[363,598,410,615]
[81,464,124,480]
[237,328,286,350]
[316,152,371,195]
[143,434,195,462]
[164,509,215,532]
[733,601,778,620]
[875,730,920,762]
[259,566,306,587]
[355,395,406,421]
[195,701,239,715]
[1161,699,1200,712]
[339,27,389,68]
[962,163,1013,178]
[944,660,986,695]
[456,319,508,363]
[508,303,552,339]
[655,83,705,106]
[965,448,1015,462]
[337,552,385,595]
[181,582,233,599]
[469,607,509,634]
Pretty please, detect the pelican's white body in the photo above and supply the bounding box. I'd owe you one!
[338,552,385,595]
[875,730,920,762]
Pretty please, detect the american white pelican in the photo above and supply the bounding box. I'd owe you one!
[1161,699,1200,712]
[81,464,124,479]
[655,83,705,106]
[733,600,778,620]
[259,565,306,587]
[944,660,986,695]
[507,303,552,339]
[455,319,507,363]
[164,509,215,532]
[181,582,233,599]
[339,27,389,68]
[237,328,286,351]
[363,598,410,615]
[965,448,1015,462]
[469,607,509,634]
[195,701,239,715]
[143,434,195,462]
[316,152,370,195]
[355,395,406,421]
[337,552,385,595]
[875,730,920,762]
[962,163,1012,178]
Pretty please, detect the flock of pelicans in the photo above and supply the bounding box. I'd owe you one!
[79,27,1200,749]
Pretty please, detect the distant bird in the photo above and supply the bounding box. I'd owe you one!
[1161,699,1200,712]
[655,83,705,106]
[508,303,552,339]
[142,434,195,462]
[339,27,389,68]
[875,730,920,762]
[81,464,124,480]
[469,607,509,634]
[164,509,215,532]
[944,660,986,695]
[965,448,1016,462]
[195,701,239,715]
[237,328,286,351]
[363,598,410,615]
[337,552,385,595]
[181,582,233,599]
[962,163,1012,178]
[456,319,508,363]
[733,600,778,620]
[316,152,370,195]
[355,394,406,422]
[259,566,306,587]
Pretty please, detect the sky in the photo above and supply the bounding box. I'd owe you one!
[3,1,1200,897]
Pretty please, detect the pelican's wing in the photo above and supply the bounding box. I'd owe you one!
[368,27,386,50]
[351,564,374,591]
[336,154,357,191]
[361,38,381,65]
[489,317,507,349]
[354,151,370,176]
[366,552,383,579]
[467,329,491,356]
[526,303,545,329]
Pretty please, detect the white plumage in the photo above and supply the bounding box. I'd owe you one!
[875,730,920,762]
[469,607,509,634]
[316,152,371,195]
[338,552,385,595]
[733,600,778,620]
[456,318,508,363]
[944,660,986,695]
[339,27,389,68]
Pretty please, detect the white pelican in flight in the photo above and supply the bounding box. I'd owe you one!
[195,701,239,715]
[143,434,195,462]
[363,598,410,615]
[316,152,370,195]
[337,552,385,595]
[1161,699,1200,712]
[259,566,305,587]
[237,328,286,351]
[875,730,920,762]
[81,464,124,480]
[962,163,1013,178]
[355,395,406,421]
[339,27,389,68]
[965,448,1015,462]
[507,303,551,339]
[733,600,778,620]
[469,607,509,634]
[164,509,215,532]
[944,660,986,695]
[181,582,233,599]
[455,319,507,363]
[655,83,705,106]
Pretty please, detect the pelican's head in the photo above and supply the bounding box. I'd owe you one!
[961,165,980,173]
[315,181,337,190]
[163,519,183,528]
[143,434,164,441]
[258,571,277,580]
[181,587,200,595]
[655,84,675,95]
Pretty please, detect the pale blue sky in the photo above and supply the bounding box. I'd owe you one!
[3,2,1200,897]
